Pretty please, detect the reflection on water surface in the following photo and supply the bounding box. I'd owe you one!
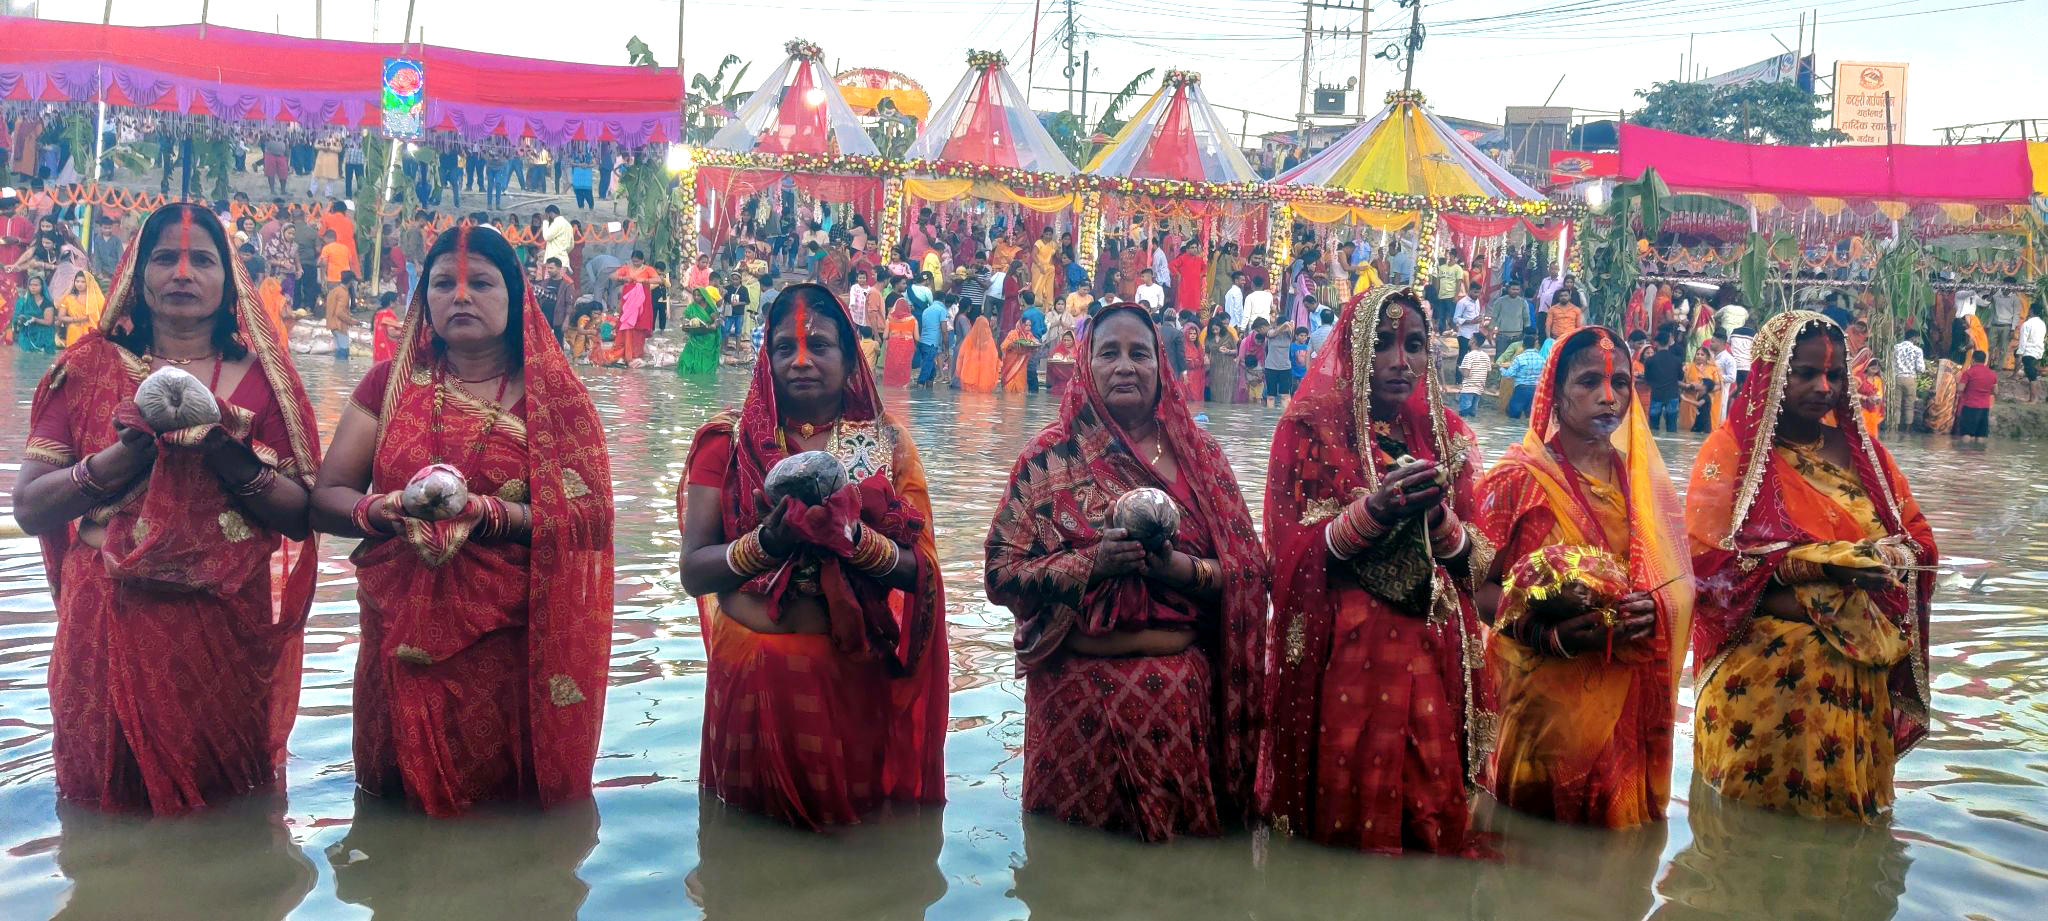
[0,351,2043,920]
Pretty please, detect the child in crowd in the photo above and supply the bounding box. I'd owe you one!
[1457,329,1493,417]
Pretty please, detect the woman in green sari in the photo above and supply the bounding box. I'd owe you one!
[676,286,722,376]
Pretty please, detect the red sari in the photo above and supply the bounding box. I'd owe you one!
[25,208,322,815]
[985,306,1268,841]
[883,301,917,388]
[1474,326,1695,827]
[683,286,947,829]
[1261,287,1491,855]
[1181,324,1206,401]
[350,234,615,817]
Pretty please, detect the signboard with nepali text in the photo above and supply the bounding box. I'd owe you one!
[1832,61,1907,146]
[382,58,425,140]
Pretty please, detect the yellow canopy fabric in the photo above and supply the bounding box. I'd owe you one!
[839,84,931,122]
[2030,142,2048,197]
[1314,106,1494,199]
[904,178,1075,213]
[1083,87,1164,174]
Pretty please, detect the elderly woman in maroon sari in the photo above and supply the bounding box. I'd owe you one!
[1261,286,1492,855]
[16,203,321,814]
[985,304,1269,842]
[311,224,615,817]
[679,284,947,830]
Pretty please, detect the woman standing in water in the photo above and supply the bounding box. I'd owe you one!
[312,224,615,817]
[1261,286,1491,855]
[16,203,320,814]
[1686,311,1935,819]
[679,284,946,829]
[1474,326,1693,827]
[675,287,722,377]
[985,304,1268,841]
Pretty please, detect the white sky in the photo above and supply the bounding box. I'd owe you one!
[29,0,2045,145]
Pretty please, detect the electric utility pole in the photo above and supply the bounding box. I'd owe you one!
[1296,0,1373,143]
[1063,0,1079,114]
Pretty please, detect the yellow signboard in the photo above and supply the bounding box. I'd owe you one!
[1832,61,1907,145]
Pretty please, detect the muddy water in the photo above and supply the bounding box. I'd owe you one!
[0,349,2043,920]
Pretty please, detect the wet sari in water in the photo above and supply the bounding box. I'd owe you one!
[25,208,321,814]
[350,233,615,817]
[999,324,1039,392]
[1261,287,1492,855]
[1681,356,1721,431]
[1181,323,1206,401]
[1206,324,1242,405]
[956,316,999,391]
[1474,326,1694,828]
[676,294,721,376]
[985,307,1268,841]
[1686,310,1936,820]
[683,288,947,829]
[882,300,917,388]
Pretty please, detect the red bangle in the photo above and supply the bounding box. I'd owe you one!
[353,494,387,536]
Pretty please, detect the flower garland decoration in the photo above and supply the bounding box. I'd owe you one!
[1385,88,1428,107]
[1165,69,1201,87]
[967,49,1008,69]
[878,177,907,261]
[1268,204,1295,274]
[1415,209,1439,286]
[785,38,824,59]
[1076,189,1104,275]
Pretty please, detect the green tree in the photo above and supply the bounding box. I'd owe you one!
[625,36,660,69]
[687,54,754,144]
[1630,79,1847,145]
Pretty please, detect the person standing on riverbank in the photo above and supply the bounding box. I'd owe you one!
[1262,287,1490,856]
[1957,352,1996,444]
[986,304,1267,841]
[680,284,946,829]
[1685,311,1936,820]
[311,225,614,817]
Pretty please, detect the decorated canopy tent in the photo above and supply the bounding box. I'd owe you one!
[835,68,931,122]
[1272,89,1562,283]
[691,40,890,259]
[0,19,683,144]
[1082,70,1269,264]
[885,51,1081,260]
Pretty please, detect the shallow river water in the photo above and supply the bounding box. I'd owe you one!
[0,347,2044,921]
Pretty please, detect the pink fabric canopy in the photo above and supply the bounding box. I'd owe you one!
[0,19,682,145]
[1618,124,2034,204]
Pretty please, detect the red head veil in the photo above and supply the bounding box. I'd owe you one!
[374,222,615,806]
[1685,310,1935,752]
[1017,303,1270,819]
[28,203,323,762]
[1260,285,1491,827]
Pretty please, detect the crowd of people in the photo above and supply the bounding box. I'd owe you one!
[11,199,1939,870]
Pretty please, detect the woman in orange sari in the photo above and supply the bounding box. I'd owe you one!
[1852,344,1885,435]
[1680,344,1721,433]
[16,203,320,814]
[1261,286,1492,855]
[986,304,1268,841]
[679,284,946,829]
[882,293,917,388]
[1473,326,1693,828]
[312,224,615,817]
[1686,311,1936,819]
[999,316,1040,392]
[955,307,999,392]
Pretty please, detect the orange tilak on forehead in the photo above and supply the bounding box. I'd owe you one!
[1598,334,1616,401]
[176,207,195,275]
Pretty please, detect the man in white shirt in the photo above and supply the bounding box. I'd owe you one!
[1242,275,1274,325]
[1727,325,1756,389]
[1453,281,1485,358]
[1134,269,1165,311]
[541,205,574,268]
[1713,340,1740,422]
[1891,329,1928,428]
[1150,240,1170,288]
[1223,271,1247,330]
[2019,301,2045,403]
[1992,283,2021,366]
[1536,267,1563,311]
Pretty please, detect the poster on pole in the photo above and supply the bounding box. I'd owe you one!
[1832,61,1907,146]
[382,58,426,140]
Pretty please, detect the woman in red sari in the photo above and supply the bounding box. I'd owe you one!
[1261,286,1491,855]
[1686,311,1935,819]
[1473,325,1694,827]
[311,224,615,817]
[882,293,917,388]
[986,304,1268,841]
[16,203,321,814]
[1179,310,1206,401]
[679,284,947,830]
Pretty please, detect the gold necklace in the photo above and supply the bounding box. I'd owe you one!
[150,349,219,366]
[1776,430,1825,451]
[791,418,839,439]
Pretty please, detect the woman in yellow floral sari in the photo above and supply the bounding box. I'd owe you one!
[1475,326,1693,828]
[1686,311,1936,820]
